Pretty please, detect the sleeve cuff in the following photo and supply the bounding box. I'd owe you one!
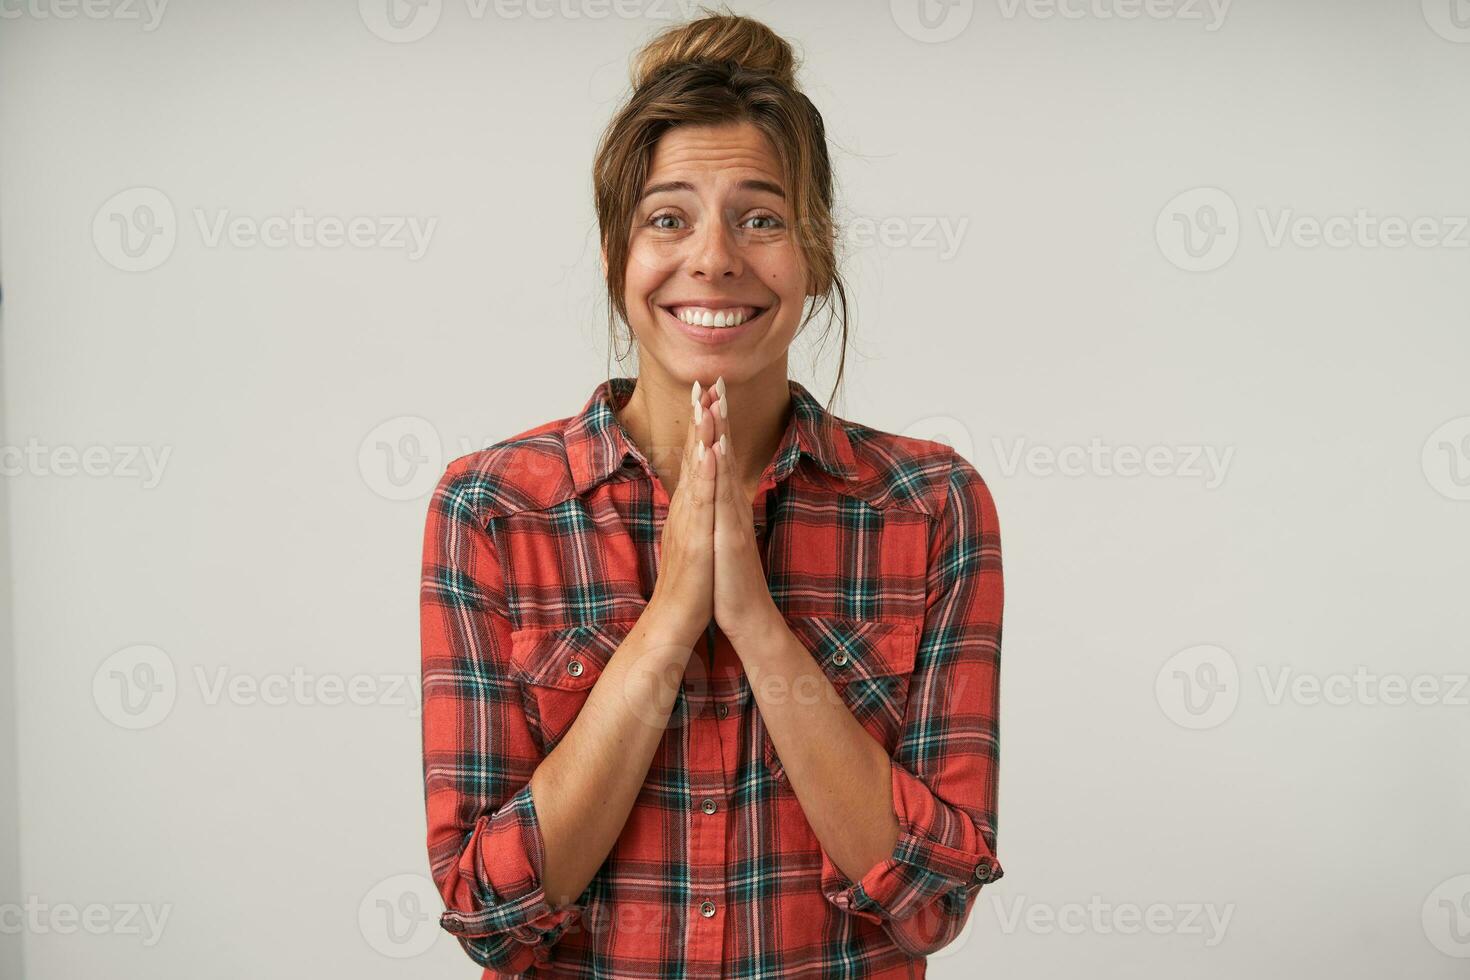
[819,758,1002,926]
[438,782,589,965]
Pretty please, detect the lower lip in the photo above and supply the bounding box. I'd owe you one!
[661,306,768,346]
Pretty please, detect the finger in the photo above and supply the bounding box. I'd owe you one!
[713,410,740,518]
[690,406,717,534]
[671,380,704,510]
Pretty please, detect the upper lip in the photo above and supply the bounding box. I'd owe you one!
[660,299,768,311]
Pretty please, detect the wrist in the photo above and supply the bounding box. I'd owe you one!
[726,603,788,662]
[639,594,703,654]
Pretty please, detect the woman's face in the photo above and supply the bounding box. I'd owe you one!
[615,121,811,389]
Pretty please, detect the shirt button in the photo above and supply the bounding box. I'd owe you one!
[715,703,729,719]
[699,901,717,918]
[567,659,584,677]
[700,798,717,815]
[832,651,850,668]
[973,858,995,882]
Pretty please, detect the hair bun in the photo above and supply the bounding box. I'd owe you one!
[631,11,798,90]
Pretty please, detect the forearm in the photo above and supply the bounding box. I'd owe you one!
[736,616,901,883]
[531,603,694,906]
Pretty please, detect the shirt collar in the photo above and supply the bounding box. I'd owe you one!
[566,376,859,496]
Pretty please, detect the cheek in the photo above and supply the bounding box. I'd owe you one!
[625,237,682,292]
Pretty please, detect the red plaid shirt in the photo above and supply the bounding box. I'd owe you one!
[420,376,1004,978]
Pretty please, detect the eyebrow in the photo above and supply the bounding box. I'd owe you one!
[639,179,786,201]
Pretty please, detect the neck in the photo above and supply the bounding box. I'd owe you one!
[618,360,792,498]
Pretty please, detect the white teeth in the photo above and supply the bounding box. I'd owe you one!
[674,306,755,328]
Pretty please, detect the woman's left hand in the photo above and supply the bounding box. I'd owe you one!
[707,378,783,649]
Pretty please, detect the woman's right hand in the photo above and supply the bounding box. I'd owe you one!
[644,381,720,650]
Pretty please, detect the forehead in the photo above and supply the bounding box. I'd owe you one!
[645,122,784,188]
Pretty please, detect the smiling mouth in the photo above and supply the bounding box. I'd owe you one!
[659,304,769,329]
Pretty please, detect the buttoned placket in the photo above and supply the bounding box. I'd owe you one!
[618,425,789,976]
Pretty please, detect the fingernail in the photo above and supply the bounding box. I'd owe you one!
[696,440,705,461]
[714,436,724,456]
[718,393,727,419]
[714,376,726,402]
[719,433,728,455]
[691,380,703,424]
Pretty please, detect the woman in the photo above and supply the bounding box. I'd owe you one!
[420,11,1003,977]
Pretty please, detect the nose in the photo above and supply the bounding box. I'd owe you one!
[688,217,743,280]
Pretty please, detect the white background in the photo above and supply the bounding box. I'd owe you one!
[2,0,1469,977]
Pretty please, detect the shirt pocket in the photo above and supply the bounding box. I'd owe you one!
[760,617,921,785]
[509,620,636,754]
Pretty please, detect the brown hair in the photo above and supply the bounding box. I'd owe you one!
[592,6,849,408]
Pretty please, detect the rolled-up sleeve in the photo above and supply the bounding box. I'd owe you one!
[420,457,586,974]
[819,452,1004,954]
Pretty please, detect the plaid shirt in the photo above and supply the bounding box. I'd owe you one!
[420,376,1004,978]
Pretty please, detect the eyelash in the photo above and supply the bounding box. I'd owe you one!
[647,212,784,231]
